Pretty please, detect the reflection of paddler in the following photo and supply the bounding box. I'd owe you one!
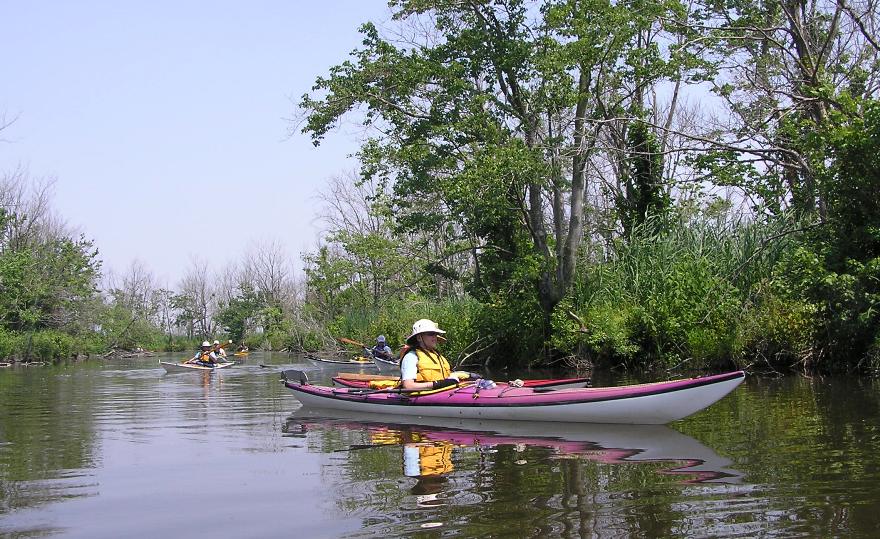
[411,475,445,503]
[404,433,453,504]
[403,432,454,477]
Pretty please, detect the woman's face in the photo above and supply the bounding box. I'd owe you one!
[418,333,438,350]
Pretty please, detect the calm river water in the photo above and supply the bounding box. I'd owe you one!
[1,353,879,537]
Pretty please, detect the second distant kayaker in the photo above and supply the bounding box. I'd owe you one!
[371,335,394,361]
[213,340,227,361]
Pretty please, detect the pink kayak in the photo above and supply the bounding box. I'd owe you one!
[281,369,746,424]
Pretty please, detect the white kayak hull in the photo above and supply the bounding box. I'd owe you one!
[306,355,377,370]
[159,360,234,373]
[371,355,399,374]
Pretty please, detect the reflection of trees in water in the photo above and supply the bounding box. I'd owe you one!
[452,445,689,537]
[684,376,880,534]
[0,365,100,514]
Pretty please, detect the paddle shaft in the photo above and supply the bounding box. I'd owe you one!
[339,387,426,395]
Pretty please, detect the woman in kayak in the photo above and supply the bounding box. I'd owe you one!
[187,341,218,366]
[213,340,228,361]
[400,319,459,391]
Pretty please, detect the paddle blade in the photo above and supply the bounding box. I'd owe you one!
[337,337,366,348]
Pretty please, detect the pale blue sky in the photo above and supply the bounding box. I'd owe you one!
[0,1,389,286]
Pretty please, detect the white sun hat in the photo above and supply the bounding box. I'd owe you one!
[406,319,446,344]
[201,341,211,347]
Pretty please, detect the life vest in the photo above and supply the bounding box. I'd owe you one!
[412,348,451,382]
[372,344,393,360]
[198,351,215,364]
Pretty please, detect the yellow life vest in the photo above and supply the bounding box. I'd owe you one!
[413,348,451,382]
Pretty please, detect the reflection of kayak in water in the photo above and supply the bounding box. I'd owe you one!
[285,409,743,484]
[282,369,745,424]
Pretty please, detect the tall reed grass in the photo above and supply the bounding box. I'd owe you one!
[561,213,809,371]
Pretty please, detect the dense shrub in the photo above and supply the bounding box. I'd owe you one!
[29,330,74,360]
[563,215,800,370]
[0,330,108,361]
[326,296,482,365]
[0,329,22,360]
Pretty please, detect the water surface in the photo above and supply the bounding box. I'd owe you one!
[1,355,879,537]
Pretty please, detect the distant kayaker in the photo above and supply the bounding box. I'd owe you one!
[188,341,217,366]
[400,319,458,391]
[371,335,394,361]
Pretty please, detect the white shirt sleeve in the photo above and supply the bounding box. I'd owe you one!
[400,351,418,380]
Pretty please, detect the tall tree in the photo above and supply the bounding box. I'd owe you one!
[176,259,218,338]
[298,0,693,325]
[694,0,880,214]
[0,171,100,333]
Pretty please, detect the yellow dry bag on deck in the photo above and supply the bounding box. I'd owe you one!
[368,380,400,390]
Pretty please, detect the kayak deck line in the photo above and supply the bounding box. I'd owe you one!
[330,372,592,390]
